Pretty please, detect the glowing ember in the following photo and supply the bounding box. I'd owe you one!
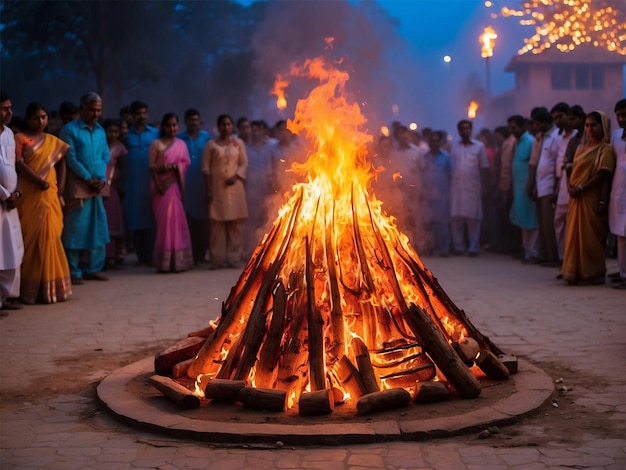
[187,55,502,410]
[479,26,498,58]
[500,0,626,55]
[468,100,479,119]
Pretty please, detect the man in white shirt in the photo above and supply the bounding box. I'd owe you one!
[609,98,626,289]
[449,119,489,256]
[0,91,24,313]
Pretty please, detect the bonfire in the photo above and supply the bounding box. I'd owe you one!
[152,55,512,416]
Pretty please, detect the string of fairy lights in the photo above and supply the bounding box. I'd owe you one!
[488,0,626,55]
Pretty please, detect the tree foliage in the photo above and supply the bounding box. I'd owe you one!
[0,0,266,117]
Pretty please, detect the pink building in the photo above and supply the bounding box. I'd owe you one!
[490,45,624,126]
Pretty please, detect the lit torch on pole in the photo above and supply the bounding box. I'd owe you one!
[479,26,497,96]
[271,74,289,119]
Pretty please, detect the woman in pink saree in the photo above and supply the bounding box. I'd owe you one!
[149,113,193,272]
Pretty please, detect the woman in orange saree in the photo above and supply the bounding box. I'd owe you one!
[149,113,193,273]
[562,110,616,285]
[15,103,72,303]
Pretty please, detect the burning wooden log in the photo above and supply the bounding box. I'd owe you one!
[274,281,310,404]
[172,358,194,379]
[204,379,246,401]
[298,389,334,416]
[452,337,480,365]
[332,355,367,400]
[254,282,287,388]
[475,350,510,381]
[356,388,411,415]
[148,375,200,410]
[154,336,206,376]
[403,304,481,398]
[306,234,326,391]
[379,363,436,389]
[325,215,345,356]
[352,337,380,394]
[413,382,452,403]
[187,194,303,380]
[238,387,286,412]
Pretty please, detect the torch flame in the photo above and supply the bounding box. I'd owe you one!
[480,26,498,58]
[468,101,479,119]
[272,74,289,111]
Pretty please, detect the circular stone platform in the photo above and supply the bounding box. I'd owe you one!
[96,356,554,446]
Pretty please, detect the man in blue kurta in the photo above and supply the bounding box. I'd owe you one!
[125,101,159,265]
[60,92,110,283]
[507,115,539,263]
[178,108,211,264]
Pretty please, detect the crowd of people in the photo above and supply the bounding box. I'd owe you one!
[377,99,625,290]
[0,90,624,314]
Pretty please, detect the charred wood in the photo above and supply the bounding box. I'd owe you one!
[403,304,481,398]
[475,350,510,380]
[148,375,200,410]
[204,379,246,401]
[298,389,335,416]
[413,382,452,403]
[238,387,286,412]
[356,388,411,415]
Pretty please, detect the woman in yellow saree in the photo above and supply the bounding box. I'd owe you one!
[562,110,616,285]
[15,103,72,304]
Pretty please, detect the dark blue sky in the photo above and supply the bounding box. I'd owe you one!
[234,0,575,130]
[379,0,529,95]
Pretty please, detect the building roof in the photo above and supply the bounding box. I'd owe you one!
[505,45,625,72]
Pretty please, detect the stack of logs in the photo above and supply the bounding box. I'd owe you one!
[150,304,516,416]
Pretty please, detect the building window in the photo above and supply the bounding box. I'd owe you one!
[551,65,571,89]
[575,65,589,89]
[591,66,604,89]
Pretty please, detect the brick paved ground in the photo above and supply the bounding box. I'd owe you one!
[1,252,624,469]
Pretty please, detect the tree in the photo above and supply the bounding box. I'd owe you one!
[1,1,176,106]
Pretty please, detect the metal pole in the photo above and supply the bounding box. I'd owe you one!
[485,56,491,96]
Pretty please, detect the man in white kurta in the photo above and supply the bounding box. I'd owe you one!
[449,120,489,256]
[609,99,626,289]
[0,92,24,311]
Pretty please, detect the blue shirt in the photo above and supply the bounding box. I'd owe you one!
[60,119,109,181]
[178,129,211,219]
[124,124,159,230]
[423,150,452,201]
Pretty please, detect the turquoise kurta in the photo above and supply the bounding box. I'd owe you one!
[510,131,538,230]
[60,118,110,249]
[125,125,159,231]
